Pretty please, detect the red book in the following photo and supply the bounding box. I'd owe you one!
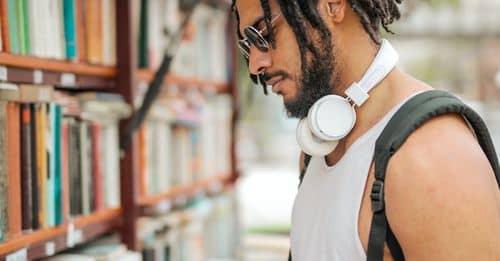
[61,119,70,223]
[75,0,87,62]
[0,0,11,52]
[7,102,22,237]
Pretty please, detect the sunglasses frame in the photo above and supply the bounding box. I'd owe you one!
[238,14,281,59]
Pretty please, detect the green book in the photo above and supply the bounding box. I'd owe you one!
[138,0,149,68]
[7,0,20,54]
[53,105,63,225]
[18,0,30,55]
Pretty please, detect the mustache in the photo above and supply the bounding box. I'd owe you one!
[260,70,291,83]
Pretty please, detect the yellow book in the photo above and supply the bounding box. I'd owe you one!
[36,104,47,229]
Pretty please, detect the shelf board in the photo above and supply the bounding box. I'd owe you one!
[0,53,116,77]
[0,53,116,89]
[136,69,230,93]
[138,174,232,207]
[0,208,122,259]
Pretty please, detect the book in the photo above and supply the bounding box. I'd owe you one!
[63,0,78,60]
[17,0,29,55]
[7,0,19,54]
[20,104,33,231]
[6,102,22,237]
[0,101,9,240]
[35,103,48,228]
[30,103,39,229]
[52,104,64,225]
[0,0,11,52]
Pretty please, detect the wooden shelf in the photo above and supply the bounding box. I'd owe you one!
[0,208,122,259]
[138,174,232,207]
[0,53,116,89]
[0,53,115,77]
[136,69,230,93]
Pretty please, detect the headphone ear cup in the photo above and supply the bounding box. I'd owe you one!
[296,118,338,156]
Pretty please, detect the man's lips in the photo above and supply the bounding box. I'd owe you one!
[266,76,284,94]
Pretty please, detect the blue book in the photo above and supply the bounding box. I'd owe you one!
[62,0,77,60]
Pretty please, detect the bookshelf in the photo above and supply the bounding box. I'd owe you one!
[136,69,230,93]
[0,208,122,259]
[138,174,232,207]
[0,54,115,89]
[0,0,238,259]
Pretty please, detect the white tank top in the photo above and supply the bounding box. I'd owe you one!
[290,94,419,261]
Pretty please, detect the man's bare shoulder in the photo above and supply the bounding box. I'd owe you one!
[384,113,500,260]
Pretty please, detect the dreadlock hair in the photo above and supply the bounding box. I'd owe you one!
[232,0,403,53]
[232,0,403,94]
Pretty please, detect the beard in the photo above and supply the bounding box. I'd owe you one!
[284,45,338,119]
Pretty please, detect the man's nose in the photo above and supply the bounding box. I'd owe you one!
[248,47,272,75]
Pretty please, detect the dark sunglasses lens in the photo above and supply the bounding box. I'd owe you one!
[238,41,250,57]
[244,27,269,52]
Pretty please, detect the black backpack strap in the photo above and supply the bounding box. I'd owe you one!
[367,90,500,261]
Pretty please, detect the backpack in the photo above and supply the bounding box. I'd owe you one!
[290,90,500,261]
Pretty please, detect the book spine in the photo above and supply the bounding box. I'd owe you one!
[63,0,77,60]
[0,0,11,52]
[20,104,33,231]
[6,102,22,237]
[91,123,103,211]
[0,101,9,240]
[17,0,29,55]
[53,105,63,225]
[46,104,55,227]
[75,0,86,62]
[29,104,39,230]
[60,118,70,224]
[138,0,149,68]
[7,0,20,54]
[36,104,47,228]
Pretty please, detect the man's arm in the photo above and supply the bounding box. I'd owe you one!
[386,114,500,260]
[299,151,305,173]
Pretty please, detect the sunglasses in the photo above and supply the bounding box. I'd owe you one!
[238,14,281,59]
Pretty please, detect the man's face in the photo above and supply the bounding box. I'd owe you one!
[236,0,338,118]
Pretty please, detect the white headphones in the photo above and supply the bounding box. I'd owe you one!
[296,39,399,156]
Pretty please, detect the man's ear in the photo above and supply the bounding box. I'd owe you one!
[326,0,346,23]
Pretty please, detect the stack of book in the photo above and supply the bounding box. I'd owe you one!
[138,189,241,260]
[137,0,230,82]
[43,234,142,260]
[0,83,129,241]
[136,92,233,197]
[0,0,116,65]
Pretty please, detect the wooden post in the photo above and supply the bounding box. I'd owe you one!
[115,0,140,250]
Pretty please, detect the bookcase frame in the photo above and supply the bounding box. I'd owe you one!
[0,0,238,259]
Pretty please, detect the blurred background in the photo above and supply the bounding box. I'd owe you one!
[235,0,500,259]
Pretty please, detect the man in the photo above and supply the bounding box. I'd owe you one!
[233,0,500,260]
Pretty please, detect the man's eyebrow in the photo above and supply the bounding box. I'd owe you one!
[251,16,266,28]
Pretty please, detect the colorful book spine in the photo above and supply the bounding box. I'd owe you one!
[7,102,22,237]
[17,0,29,55]
[53,105,63,225]
[36,104,47,228]
[0,101,9,240]
[7,0,19,54]
[63,0,77,60]
[21,104,33,231]
[30,104,39,230]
